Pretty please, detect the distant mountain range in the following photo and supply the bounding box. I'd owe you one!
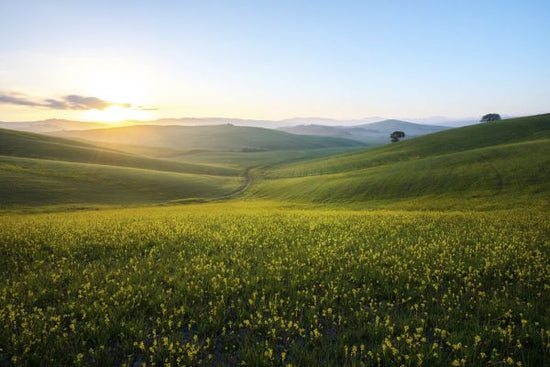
[278,119,450,145]
[0,119,108,132]
[0,116,480,134]
[48,124,365,152]
[0,117,467,147]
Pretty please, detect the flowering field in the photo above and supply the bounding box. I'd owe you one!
[1,202,548,366]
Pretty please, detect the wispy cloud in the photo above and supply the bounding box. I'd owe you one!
[0,91,147,110]
[0,92,44,107]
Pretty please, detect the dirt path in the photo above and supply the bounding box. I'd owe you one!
[216,167,253,200]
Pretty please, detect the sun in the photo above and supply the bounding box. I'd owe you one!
[82,106,150,124]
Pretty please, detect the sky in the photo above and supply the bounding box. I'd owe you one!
[1,0,549,122]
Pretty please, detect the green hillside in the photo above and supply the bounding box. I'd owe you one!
[2,115,549,209]
[0,128,246,208]
[0,128,237,176]
[0,126,365,208]
[268,114,550,177]
[173,148,358,169]
[0,155,241,208]
[49,124,365,151]
[248,114,550,208]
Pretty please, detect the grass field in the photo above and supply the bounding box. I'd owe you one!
[0,115,549,366]
[0,128,237,176]
[265,114,550,177]
[0,128,362,209]
[247,138,550,209]
[50,124,365,152]
[0,129,242,208]
[173,148,359,169]
[0,202,548,366]
[0,156,242,208]
[247,115,550,209]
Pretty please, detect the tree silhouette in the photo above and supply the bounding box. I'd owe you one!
[390,131,405,143]
[480,113,501,122]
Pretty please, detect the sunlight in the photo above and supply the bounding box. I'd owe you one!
[82,106,150,123]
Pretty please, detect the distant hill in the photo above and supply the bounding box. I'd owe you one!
[248,114,550,208]
[0,116,474,133]
[355,119,449,133]
[279,119,449,145]
[49,124,365,151]
[0,119,109,133]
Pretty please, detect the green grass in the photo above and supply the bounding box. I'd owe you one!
[0,202,548,366]
[1,114,549,210]
[50,124,365,152]
[246,115,550,209]
[173,148,360,169]
[0,156,242,208]
[76,141,193,159]
[0,128,365,209]
[267,114,550,177]
[0,115,549,366]
[0,128,238,176]
[248,139,550,209]
[0,128,255,208]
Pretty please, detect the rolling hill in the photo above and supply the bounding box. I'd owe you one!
[0,155,241,207]
[0,128,237,176]
[2,114,548,209]
[172,148,358,169]
[49,124,365,151]
[0,128,244,208]
[248,114,550,208]
[279,119,449,145]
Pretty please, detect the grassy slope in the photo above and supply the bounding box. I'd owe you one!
[0,156,241,208]
[268,114,550,177]
[79,141,191,159]
[2,115,548,209]
[0,128,247,208]
[49,124,365,151]
[247,114,550,208]
[0,128,237,176]
[173,148,360,169]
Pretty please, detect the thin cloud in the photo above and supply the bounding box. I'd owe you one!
[0,92,43,107]
[60,95,131,110]
[0,91,145,110]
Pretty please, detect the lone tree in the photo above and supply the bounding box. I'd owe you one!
[480,113,501,122]
[390,131,405,143]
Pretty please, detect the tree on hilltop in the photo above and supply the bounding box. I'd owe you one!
[390,131,405,143]
[480,113,501,122]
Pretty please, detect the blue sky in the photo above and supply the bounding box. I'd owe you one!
[1,0,549,122]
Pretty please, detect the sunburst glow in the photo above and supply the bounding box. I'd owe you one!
[82,106,150,123]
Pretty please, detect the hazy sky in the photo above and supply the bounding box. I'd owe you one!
[1,0,549,122]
